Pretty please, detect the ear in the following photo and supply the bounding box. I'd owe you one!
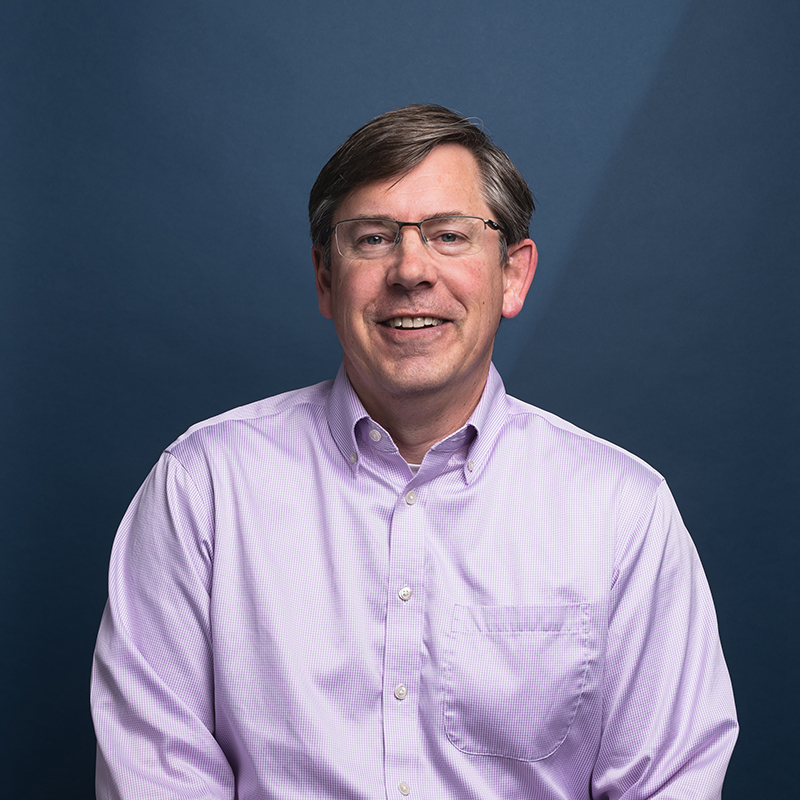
[501,239,537,319]
[312,245,334,320]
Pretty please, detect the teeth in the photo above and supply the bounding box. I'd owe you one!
[386,316,444,329]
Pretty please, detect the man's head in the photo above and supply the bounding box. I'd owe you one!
[308,108,538,440]
[309,104,534,267]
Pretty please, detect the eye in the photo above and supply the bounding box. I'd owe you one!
[359,232,393,247]
[335,220,401,259]
[425,222,467,243]
[351,221,396,245]
[337,220,399,257]
[434,230,466,244]
[422,217,479,253]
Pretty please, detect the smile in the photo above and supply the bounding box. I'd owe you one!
[384,316,444,329]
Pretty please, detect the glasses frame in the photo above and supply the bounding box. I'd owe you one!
[330,216,504,260]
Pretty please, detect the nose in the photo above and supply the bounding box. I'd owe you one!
[386,226,438,290]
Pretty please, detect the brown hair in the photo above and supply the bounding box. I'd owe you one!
[308,104,534,264]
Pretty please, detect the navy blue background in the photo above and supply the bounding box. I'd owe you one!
[2,1,797,796]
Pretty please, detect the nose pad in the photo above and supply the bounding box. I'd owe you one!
[396,222,428,248]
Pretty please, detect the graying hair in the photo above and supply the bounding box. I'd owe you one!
[308,104,534,266]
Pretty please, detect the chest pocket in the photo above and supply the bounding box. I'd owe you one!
[443,603,590,762]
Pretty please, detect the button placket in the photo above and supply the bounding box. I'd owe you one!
[382,483,424,799]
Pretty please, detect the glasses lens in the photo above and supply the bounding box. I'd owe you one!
[420,217,484,256]
[333,217,489,259]
[335,220,399,259]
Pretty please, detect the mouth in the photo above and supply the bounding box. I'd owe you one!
[382,316,445,329]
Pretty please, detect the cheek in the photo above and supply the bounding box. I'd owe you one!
[329,279,369,334]
[459,268,504,312]
[334,270,379,312]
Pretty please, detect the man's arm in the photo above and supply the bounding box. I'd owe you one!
[591,480,737,799]
[91,452,235,799]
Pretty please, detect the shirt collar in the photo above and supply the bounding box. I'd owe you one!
[325,364,370,475]
[324,362,510,480]
[457,363,510,483]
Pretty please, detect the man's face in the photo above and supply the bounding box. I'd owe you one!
[313,144,536,418]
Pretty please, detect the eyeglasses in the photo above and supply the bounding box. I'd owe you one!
[331,216,503,260]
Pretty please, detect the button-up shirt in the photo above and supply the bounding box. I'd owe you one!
[91,364,737,799]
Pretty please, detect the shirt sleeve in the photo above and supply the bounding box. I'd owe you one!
[591,479,738,799]
[91,451,235,799]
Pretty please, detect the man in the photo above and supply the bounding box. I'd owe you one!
[92,104,737,799]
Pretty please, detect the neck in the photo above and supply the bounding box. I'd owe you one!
[351,375,488,464]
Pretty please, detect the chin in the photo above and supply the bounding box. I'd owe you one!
[379,367,458,398]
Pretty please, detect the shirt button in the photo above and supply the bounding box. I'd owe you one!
[349,452,358,464]
[394,684,408,700]
[398,782,411,796]
[398,586,412,601]
[405,490,417,505]
[467,459,474,471]
[369,429,382,442]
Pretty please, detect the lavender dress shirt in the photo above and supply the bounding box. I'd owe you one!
[91,364,737,799]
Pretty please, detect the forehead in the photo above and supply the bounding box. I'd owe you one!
[334,144,488,223]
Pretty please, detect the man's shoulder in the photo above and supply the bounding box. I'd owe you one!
[502,394,664,485]
[167,379,334,454]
